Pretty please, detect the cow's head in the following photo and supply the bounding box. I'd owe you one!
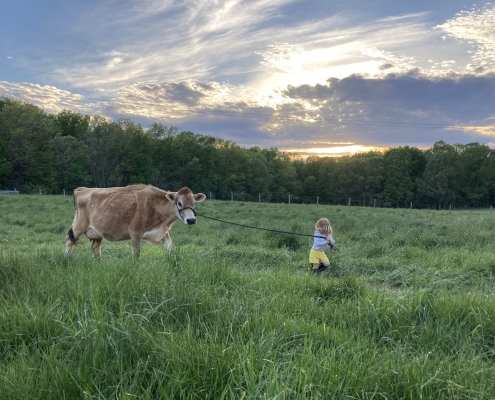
[166,187,206,224]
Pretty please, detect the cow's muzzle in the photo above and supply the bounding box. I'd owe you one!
[177,203,197,225]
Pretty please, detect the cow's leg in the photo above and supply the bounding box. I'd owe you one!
[163,232,173,252]
[65,230,76,255]
[91,239,102,259]
[65,224,86,255]
[131,235,142,257]
[65,207,90,255]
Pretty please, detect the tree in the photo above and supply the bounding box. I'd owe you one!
[83,116,122,188]
[0,100,57,192]
[53,110,90,140]
[263,148,298,202]
[148,124,178,188]
[350,152,384,206]
[50,135,92,191]
[382,149,414,207]
[418,151,450,208]
[0,135,11,188]
[417,141,458,208]
[114,118,155,186]
[246,148,271,198]
[454,142,491,206]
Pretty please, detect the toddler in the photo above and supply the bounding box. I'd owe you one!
[309,218,335,272]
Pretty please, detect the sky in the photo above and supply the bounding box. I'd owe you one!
[1,0,495,157]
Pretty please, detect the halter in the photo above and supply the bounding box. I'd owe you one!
[176,201,196,220]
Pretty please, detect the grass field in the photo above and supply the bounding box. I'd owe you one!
[1,194,495,399]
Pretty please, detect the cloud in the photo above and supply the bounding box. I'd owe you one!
[279,71,495,144]
[379,63,394,70]
[256,43,305,71]
[435,4,495,71]
[0,81,88,114]
[454,124,495,137]
[105,50,128,68]
[116,80,211,116]
[49,2,435,93]
[0,82,82,103]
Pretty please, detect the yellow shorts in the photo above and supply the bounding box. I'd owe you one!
[309,249,329,264]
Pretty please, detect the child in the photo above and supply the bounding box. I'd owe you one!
[309,218,335,272]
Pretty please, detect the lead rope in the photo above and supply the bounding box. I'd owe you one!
[196,213,339,251]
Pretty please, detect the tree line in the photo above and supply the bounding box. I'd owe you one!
[1,96,494,209]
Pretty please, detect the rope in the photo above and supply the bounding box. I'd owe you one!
[197,213,339,251]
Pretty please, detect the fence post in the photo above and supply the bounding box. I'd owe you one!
[373,199,376,208]
[348,197,351,207]
[209,191,212,200]
[231,191,233,201]
[63,189,66,196]
[410,202,412,210]
[316,196,319,206]
[259,193,261,203]
[288,194,291,204]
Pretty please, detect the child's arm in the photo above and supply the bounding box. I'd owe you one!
[327,234,336,248]
[313,233,328,248]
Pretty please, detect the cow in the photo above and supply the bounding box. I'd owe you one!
[65,185,206,258]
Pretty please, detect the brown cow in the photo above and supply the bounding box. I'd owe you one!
[65,185,206,258]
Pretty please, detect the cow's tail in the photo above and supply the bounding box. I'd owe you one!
[67,228,77,244]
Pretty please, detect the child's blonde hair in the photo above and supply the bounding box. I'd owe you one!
[315,218,332,236]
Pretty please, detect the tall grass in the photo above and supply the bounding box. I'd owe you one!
[1,195,495,398]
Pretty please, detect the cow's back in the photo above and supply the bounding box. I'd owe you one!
[76,185,172,242]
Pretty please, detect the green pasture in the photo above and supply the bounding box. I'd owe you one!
[1,195,495,399]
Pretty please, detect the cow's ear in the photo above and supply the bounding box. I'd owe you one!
[166,193,176,202]
[194,193,206,202]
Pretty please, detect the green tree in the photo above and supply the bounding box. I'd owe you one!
[418,152,450,208]
[148,124,178,188]
[114,118,155,186]
[83,116,122,187]
[418,141,458,208]
[382,149,414,207]
[263,148,298,202]
[53,110,90,140]
[246,148,271,199]
[454,142,491,206]
[50,135,92,191]
[0,135,11,188]
[0,100,57,192]
[351,152,384,206]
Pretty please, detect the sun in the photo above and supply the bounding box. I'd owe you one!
[282,144,385,158]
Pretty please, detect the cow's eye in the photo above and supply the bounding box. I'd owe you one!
[178,201,183,207]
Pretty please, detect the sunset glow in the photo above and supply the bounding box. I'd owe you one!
[283,145,386,157]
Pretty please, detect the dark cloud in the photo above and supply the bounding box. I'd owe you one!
[379,63,394,70]
[155,82,206,106]
[107,72,495,151]
[277,72,495,148]
[120,81,206,107]
[283,72,495,120]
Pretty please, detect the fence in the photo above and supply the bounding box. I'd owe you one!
[0,190,19,195]
[205,190,495,211]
